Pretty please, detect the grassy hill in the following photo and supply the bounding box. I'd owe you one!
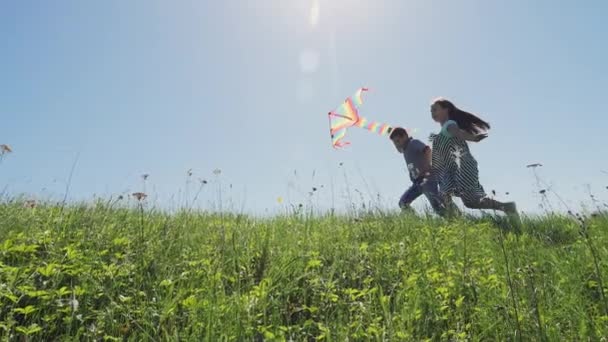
[0,201,607,340]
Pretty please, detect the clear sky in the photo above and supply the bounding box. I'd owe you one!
[1,0,607,215]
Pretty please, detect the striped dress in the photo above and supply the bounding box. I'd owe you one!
[430,120,487,203]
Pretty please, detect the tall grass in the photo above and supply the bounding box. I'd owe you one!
[0,200,606,341]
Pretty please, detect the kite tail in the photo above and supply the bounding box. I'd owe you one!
[355,117,393,136]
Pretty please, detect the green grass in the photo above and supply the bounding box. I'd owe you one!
[0,201,607,341]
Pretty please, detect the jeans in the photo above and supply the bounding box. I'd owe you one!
[399,178,451,216]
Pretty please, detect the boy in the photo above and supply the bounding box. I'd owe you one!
[389,127,455,216]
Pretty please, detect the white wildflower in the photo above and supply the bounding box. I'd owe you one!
[70,298,79,312]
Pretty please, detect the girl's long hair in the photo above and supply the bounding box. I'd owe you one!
[434,98,490,135]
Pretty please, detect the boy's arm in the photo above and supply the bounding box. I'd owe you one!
[446,124,487,142]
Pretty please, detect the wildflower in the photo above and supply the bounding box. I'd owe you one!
[70,298,79,312]
[24,200,36,209]
[132,192,147,201]
[0,144,12,154]
[277,197,283,204]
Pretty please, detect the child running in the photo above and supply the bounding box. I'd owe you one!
[429,98,518,216]
[389,127,456,217]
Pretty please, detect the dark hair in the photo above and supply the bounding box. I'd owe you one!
[389,127,408,140]
[433,99,490,134]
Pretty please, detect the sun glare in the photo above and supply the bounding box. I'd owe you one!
[310,0,320,28]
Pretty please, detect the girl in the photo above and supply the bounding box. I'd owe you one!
[430,98,518,216]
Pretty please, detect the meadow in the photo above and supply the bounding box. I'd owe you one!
[0,197,607,341]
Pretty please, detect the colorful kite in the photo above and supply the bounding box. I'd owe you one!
[328,88,393,148]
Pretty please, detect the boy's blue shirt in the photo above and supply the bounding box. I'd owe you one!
[403,138,430,182]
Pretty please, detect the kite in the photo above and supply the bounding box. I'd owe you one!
[328,88,394,148]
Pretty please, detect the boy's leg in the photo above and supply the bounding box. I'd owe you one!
[399,183,423,211]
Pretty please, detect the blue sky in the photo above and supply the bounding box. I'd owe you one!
[1,0,607,215]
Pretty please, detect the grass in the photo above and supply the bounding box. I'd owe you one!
[0,200,607,341]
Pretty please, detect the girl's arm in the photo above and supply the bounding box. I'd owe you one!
[446,124,487,142]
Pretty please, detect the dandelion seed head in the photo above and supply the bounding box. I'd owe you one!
[132,192,147,201]
[0,144,12,154]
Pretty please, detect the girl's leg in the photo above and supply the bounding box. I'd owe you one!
[441,193,461,218]
[462,195,518,215]
[422,179,450,217]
